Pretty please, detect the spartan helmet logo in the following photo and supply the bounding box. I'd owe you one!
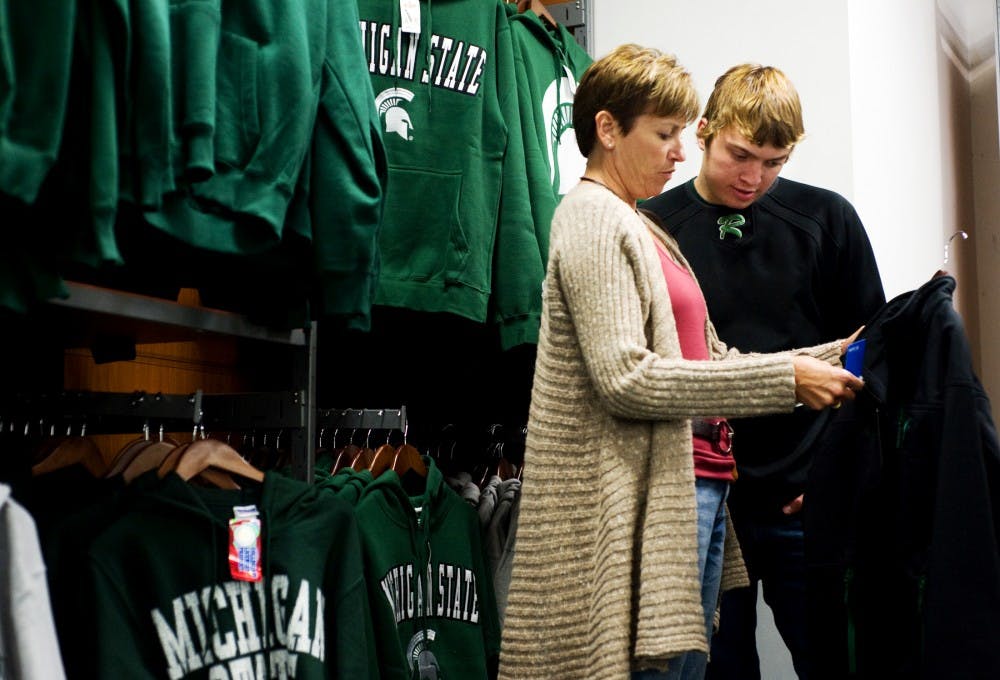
[375,87,416,141]
[406,629,441,679]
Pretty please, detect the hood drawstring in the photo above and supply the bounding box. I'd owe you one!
[519,9,576,192]
[395,459,437,679]
[413,476,436,680]
[208,508,222,667]
[426,0,433,113]
[262,483,274,674]
[391,0,433,113]
[390,0,400,90]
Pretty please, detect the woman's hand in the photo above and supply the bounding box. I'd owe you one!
[792,355,864,410]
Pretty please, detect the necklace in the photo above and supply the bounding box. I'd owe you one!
[579,175,611,191]
[579,176,636,211]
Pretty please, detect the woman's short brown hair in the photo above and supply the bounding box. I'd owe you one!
[573,44,699,157]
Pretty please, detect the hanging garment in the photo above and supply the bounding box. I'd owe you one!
[0,483,67,679]
[87,472,378,678]
[0,2,75,204]
[356,0,545,348]
[507,8,592,263]
[0,0,80,309]
[140,0,382,250]
[805,275,1000,678]
[484,477,520,625]
[34,472,135,677]
[354,456,501,679]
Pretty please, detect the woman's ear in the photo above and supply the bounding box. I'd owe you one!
[594,110,618,150]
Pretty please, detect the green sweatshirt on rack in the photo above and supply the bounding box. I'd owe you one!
[0,0,77,312]
[140,0,385,256]
[0,0,76,204]
[299,0,387,330]
[357,0,546,348]
[354,457,501,678]
[508,9,592,263]
[88,473,378,679]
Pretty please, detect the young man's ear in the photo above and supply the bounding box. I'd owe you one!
[696,117,709,150]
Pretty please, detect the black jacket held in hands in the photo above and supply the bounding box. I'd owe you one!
[805,275,1000,679]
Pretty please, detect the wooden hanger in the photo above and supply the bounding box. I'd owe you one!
[332,442,361,474]
[163,438,264,485]
[350,427,377,471]
[368,441,399,478]
[327,426,359,473]
[107,432,181,478]
[124,440,183,483]
[191,466,241,490]
[350,446,376,472]
[517,0,558,29]
[391,442,427,478]
[31,434,69,466]
[495,456,519,482]
[106,436,156,477]
[31,436,107,478]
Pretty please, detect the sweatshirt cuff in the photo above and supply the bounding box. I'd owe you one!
[497,313,540,350]
[317,270,376,332]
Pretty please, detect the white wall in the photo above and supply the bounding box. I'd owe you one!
[846,0,945,299]
[591,1,856,201]
[591,0,953,300]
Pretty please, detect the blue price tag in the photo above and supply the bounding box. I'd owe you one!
[844,338,866,377]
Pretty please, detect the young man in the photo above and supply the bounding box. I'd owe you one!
[643,64,885,679]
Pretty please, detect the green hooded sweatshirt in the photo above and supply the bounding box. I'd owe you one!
[0,1,76,312]
[0,0,75,204]
[354,456,501,678]
[508,10,592,263]
[88,472,378,678]
[357,0,546,348]
[133,0,387,330]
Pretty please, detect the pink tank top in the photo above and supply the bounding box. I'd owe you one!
[652,235,736,481]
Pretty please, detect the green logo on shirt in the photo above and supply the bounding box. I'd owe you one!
[717,214,745,240]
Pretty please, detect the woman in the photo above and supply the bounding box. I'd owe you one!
[498,45,862,680]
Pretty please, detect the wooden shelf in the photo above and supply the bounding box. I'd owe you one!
[45,281,307,348]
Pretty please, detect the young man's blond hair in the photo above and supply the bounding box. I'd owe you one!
[697,64,805,150]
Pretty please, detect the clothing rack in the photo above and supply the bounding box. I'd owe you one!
[19,281,319,480]
[1,390,204,436]
[316,406,408,436]
[202,391,312,479]
[0,389,320,479]
[545,0,589,52]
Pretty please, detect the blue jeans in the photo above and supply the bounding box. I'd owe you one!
[705,511,808,680]
[632,478,730,680]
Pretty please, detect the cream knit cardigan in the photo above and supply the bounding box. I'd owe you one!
[498,182,842,679]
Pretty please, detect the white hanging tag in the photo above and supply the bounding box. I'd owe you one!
[400,0,421,34]
[563,65,578,95]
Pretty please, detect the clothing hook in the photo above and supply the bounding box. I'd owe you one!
[944,230,968,265]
